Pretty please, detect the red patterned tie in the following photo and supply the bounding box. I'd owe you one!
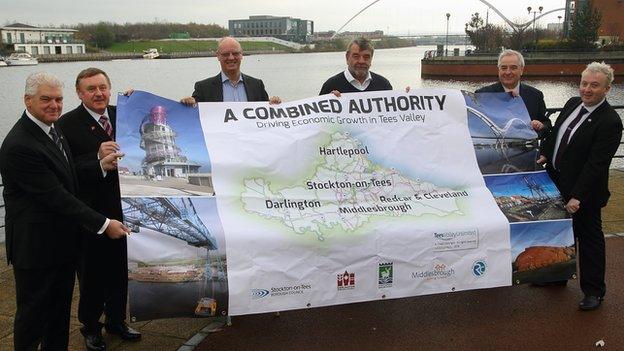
[99,115,113,138]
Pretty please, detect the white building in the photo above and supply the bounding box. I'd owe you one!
[0,23,85,55]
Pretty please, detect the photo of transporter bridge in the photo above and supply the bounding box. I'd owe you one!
[122,197,228,320]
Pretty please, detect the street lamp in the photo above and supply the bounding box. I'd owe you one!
[464,23,468,53]
[557,15,562,41]
[527,6,543,49]
[445,13,450,56]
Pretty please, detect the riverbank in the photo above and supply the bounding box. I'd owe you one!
[421,51,624,78]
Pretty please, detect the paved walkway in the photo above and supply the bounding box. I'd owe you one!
[0,170,622,350]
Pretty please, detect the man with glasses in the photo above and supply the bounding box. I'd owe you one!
[181,36,279,104]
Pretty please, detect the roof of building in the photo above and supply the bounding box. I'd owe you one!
[1,23,78,32]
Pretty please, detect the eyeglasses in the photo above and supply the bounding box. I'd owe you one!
[219,51,242,58]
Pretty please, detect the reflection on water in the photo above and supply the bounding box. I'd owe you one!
[0,46,622,166]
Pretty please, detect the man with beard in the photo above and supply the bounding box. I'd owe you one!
[57,68,142,351]
[319,37,392,96]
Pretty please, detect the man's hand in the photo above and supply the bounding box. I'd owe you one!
[565,198,580,214]
[105,219,130,239]
[100,152,125,171]
[98,141,120,159]
[269,96,282,104]
[123,89,134,96]
[330,90,342,98]
[537,155,547,165]
[531,120,545,132]
[180,96,197,107]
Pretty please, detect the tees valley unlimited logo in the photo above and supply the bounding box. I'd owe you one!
[378,262,393,288]
[337,270,356,291]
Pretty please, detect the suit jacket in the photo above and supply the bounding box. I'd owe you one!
[57,105,123,221]
[476,82,550,130]
[0,113,106,269]
[192,72,269,102]
[541,97,623,208]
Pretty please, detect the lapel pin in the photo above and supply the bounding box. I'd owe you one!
[91,126,96,130]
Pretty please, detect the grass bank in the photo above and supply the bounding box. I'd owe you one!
[106,40,293,53]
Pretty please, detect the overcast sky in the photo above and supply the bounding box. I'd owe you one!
[2,0,568,35]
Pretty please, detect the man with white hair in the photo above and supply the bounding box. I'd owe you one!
[0,72,128,350]
[476,49,551,134]
[538,62,623,310]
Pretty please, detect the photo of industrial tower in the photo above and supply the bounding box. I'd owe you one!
[117,91,214,196]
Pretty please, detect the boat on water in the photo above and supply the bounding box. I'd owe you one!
[6,52,38,66]
[142,48,160,59]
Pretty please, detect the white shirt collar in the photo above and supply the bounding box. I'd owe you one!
[344,69,371,85]
[221,71,243,85]
[83,103,109,123]
[502,82,520,96]
[25,109,54,135]
[582,98,606,114]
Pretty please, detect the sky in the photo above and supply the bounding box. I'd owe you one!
[1,0,569,35]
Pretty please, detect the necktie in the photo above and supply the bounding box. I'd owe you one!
[554,106,588,169]
[49,126,67,158]
[99,115,113,138]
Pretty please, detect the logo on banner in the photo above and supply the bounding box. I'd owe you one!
[472,260,487,277]
[251,288,270,299]
[411,263,455,280]
[378,262,393,288]
[251,284,312,299]
[337,270,356,290]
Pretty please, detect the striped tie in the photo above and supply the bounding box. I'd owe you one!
[49,126,66,158]
[99,115,113,138]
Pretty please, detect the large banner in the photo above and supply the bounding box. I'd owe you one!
[117,89,573,321]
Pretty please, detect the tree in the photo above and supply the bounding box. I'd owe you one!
[93,22,115,49]
[569,0,602,48]
[465,13,505,53]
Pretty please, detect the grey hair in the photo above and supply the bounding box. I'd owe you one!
[347,37,374,55]
[24,72,63,96]
[217,36,242,54]
[583,61,614,86]
[497,49,525,67]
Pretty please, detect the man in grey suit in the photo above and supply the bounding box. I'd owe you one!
[181,37,280,104]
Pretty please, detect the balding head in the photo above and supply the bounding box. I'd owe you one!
[217,37,243,79]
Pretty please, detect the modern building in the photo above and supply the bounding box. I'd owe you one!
[229,15,314,43]
[0,23,85,55]
[563,0,623,44]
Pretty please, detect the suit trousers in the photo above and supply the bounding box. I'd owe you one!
[13,263,76,351]
[77,234,128,332]
[573,206,606,297]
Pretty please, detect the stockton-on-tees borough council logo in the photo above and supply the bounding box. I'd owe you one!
[337,270,356,291]
[472,260,487,277]
[250,288,270,299]
[378,262,393,288]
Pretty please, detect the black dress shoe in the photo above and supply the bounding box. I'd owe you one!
[579,295,603,311]
[105,323,142,341]
[80,328,106,351]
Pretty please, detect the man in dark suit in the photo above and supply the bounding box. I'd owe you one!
[476,49,551,135]
[181,36,280,104]
[57,68,142,351]
[538,62,623,311]
[319,37,393,96]
[0,72,128,351]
